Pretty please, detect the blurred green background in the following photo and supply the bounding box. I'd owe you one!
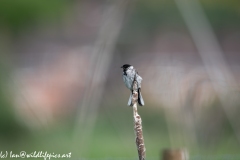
[0,0,240,159]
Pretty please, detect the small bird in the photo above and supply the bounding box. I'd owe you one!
[121,64,144,106]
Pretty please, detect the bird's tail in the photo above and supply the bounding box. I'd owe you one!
[128,89,144,106]
[138,88,144,106]
[127,92,133,106]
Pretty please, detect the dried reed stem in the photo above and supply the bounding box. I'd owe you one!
[132,80,146,160]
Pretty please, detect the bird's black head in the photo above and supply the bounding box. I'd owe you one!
[121,64,131,69]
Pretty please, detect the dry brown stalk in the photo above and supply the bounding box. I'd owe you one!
[132,80,146,160]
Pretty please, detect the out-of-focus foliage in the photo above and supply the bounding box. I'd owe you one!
[0,0,239,159]
[120,0,183,44]
[201,0,240,28]
[120,0,240,44]
[0,0,70,34]
[0,65,28,139]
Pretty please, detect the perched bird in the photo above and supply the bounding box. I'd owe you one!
[121,64,144,106]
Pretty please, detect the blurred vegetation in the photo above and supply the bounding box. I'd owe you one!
[201,0,240,28]
[0,0,72,153]
[0,88,26,139]
[0,0,71,34]
[120,0,240,45]
[0,0,72,141]
[0,63,28,144]
[0,0,239,159]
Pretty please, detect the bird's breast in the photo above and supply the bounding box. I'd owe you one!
[123,75,132,90]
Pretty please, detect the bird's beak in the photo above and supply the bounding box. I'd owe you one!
[120,66,123,68]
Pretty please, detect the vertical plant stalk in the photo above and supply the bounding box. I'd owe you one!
[72,1,129,154]
[132,80,146,160]
[175,0,240,143]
